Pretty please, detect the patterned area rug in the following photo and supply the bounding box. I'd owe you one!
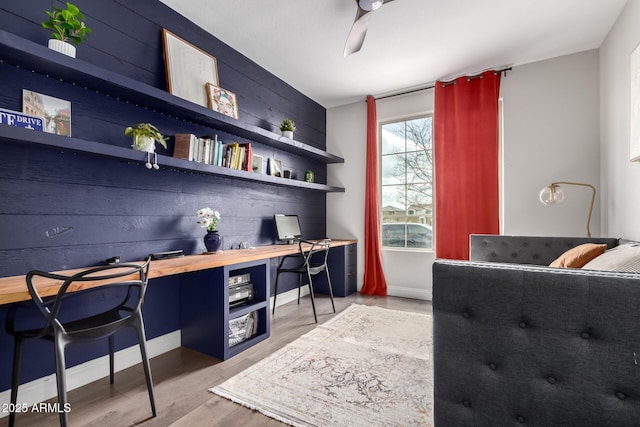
[211,304,433,427]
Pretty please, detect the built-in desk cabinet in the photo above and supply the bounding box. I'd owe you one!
[313,242,358,297]
[180,259,270,360]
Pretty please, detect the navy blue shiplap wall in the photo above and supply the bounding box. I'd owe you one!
[0,0,327,390]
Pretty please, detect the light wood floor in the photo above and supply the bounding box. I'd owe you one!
[2,293,431,427]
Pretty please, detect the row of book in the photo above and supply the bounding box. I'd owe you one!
[173,133,253,171]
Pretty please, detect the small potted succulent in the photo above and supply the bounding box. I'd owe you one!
[41,2,91,58]
[125,123,168,170]
[279,118,296,139]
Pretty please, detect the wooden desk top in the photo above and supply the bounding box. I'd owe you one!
[0,240,356,305]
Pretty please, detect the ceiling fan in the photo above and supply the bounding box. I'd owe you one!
[344,0,395,57]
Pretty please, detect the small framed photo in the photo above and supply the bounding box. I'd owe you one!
[283,168,293,179]
[162,29,219,108]
[252,154,264,174]
[22,90,71,136]
[206,83,239,119]
[268,158,282,177]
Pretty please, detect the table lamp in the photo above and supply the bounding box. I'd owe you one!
[539,181,596,237]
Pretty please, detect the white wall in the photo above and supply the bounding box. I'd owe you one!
[327,91,435,300]
[327,50,602,300]
[600,0,640,240]
[501,50,601,237]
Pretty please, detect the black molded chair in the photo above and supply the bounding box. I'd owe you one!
[5,257,155,427]
[272,239,335,323]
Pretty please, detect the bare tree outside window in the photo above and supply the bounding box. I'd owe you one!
[380,115,433,249]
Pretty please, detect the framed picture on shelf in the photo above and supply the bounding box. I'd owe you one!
[206,83,239,119]
[631,42,640,161]
[252,154,264,174]
[268,158,282,177]
[22,90,71,136]
[162,29,219,108]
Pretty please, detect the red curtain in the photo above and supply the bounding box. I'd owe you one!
[361,95,387,296]
[434,71,501,260]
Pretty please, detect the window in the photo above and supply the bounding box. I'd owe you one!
[380,115,433,249]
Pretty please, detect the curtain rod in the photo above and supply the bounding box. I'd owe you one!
[373,66,512,101]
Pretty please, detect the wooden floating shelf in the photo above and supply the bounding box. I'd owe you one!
[0,125,345,193]
[0,30,344,165]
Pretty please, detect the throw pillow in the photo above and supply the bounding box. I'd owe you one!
[549,243,608,268]
[582,244,640,273]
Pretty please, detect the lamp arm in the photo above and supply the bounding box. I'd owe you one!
[551,181,596,237]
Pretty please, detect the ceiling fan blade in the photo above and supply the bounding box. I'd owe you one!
[343,8,372,57]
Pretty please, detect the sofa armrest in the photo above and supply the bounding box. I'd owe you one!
[432,259,640,427]
[469,234,619,266]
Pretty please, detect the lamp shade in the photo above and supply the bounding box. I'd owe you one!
[539,184,565,205]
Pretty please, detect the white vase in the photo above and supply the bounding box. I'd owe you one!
[282,130,293,139]
[48,39,76,58]
[134,136,156,153]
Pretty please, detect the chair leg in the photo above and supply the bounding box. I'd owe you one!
[297,275,302,304]
[109,335,115,384]
[9,336,24,427]
[53,335,69,427]
[272,272,281,315]
[307,272,318,323]
[325,268,336,313]
[135,316,157,418]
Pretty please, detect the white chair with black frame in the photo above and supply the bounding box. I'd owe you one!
[272,239,335,323]
[5,257,156,427]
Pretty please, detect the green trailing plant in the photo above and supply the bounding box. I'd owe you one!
[124,123,168,150]
[279,118,296,132]
[41,2,91,46]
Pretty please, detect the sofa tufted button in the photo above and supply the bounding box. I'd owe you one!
[491,252,497,258]
[516,415,525,423]
[511,252,518,258]
[547,376,557,384]
[519,321,527,329]
[462,399,471,407]
[533,254,540,260]
[462,312,470,318]
[580,332,591,339]
[616,391,626,400]
[488,363,497,370]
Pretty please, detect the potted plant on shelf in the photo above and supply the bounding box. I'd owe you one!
[125,123,168,170]
[41,2,91,58]
[280,118,296,139]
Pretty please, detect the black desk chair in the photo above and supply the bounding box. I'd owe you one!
[272,239,335,323]
[5,257,155,427]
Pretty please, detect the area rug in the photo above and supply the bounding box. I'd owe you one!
[210,304,433,427]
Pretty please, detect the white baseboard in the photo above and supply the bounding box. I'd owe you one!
[270,286,309,308]
[387,285,432,301]
[0,330,181,417]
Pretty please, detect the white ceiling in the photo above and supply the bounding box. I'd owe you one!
[158,0,628,109]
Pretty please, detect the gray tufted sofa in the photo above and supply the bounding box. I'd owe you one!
[432,235,640,427]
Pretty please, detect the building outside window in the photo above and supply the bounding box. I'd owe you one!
[380,114,433,249]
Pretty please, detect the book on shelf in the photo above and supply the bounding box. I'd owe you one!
[228,273,251,287]
[173,133,196,161]
[222,142,253,171]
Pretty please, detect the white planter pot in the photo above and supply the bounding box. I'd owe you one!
[134,136,156,153]
[282,130,293,139]
[48,39,76,58]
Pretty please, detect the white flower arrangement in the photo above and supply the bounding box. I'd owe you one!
[197,207,220,232]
